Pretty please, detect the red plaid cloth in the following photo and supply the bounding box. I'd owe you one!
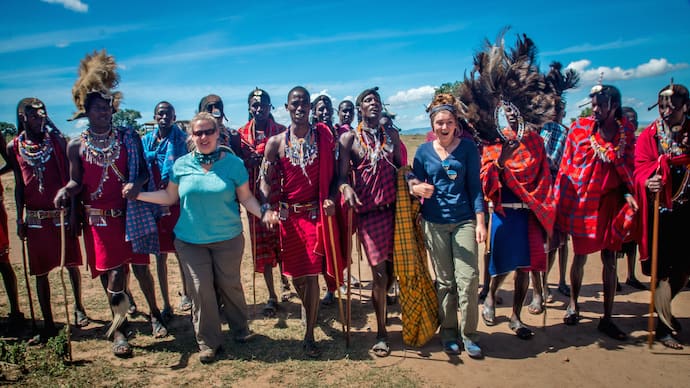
[480,130,555,234]
[238,119,286,272]
[555,117,635,239]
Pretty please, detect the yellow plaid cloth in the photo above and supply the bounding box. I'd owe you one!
[393,166,439,347]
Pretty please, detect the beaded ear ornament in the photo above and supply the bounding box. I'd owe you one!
[494,100,525,142]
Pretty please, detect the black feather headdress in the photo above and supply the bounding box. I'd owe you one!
[456,29,555,143]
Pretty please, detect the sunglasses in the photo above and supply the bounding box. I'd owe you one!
[441,159,458,180]
[192,128,217,137]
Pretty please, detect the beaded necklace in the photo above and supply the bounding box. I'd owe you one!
[656,119,687,156]
[18,131,53,194]
[285,126,318,183]
[589,119,626,163]
[81,128,124,200]
[355,122,392,174]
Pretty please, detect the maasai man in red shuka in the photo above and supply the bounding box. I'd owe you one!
[555,83,637,341]
[238,88,288,317]
[8,98,90,343]
[338,87,403,357]
[54,50,166,358]
[259,86,342,359]
[633,83,690,350]
[458,31,556,341]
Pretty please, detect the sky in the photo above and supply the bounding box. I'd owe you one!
[1,0,689,137]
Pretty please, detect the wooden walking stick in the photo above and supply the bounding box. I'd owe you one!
[251,214,257,319]
[647,191,661,349]
[345,208,353,347]
[326,215,346,338]
[20,236,37,333]
[59,209,72,362]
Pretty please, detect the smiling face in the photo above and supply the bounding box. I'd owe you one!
[85,95,113,133]
[338,101,354,126]
[432,110,457,146]
[191,118,219,154]
[285,89,310,126]
[314,99,333,125]
[154,102,176,131]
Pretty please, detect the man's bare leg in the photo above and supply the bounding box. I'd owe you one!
[293,275,321,357]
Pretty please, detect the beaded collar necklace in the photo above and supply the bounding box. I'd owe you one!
[18,130,53,194]
[356,122,392,174]
[285,125,318,183]
[81,128,125,200]
[657,119,687,156]
[589,119,626,163]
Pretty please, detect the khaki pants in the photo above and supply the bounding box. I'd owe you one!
[422,219,479,343]
[175,235,249,351]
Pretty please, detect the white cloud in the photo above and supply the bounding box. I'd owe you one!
[387,86,436,105]
[0,24,145,54]
[74,119,89,130]
[566,58,688,83]
[542,38,649,56]
[41,0,88,13]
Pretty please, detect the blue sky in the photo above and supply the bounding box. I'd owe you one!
[1,0,689,136]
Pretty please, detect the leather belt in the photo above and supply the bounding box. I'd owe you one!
[85,206,124,217]
[279,201,319,214]
[502,202,529,210]
[26,209,64,219]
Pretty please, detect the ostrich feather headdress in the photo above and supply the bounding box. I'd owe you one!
[70,50,122,120]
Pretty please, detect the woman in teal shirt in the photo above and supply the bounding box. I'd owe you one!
[137,112,278,363]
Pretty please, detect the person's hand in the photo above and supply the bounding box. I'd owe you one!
[261,209,279,228]
[411,182,434,199]
[497,139,520,168]
[625,194,639,212]
[323,198,335,217]
[121,183,141,200]
[475,222,487,244]
[646,174,663,193]
[341,185,362,208]
[16,222,27,241]
[53,187,70,209]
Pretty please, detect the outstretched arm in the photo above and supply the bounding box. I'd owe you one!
[136,181,179,206]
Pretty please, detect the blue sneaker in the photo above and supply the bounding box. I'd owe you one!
[443,341,461,355]
[463,339,483,359]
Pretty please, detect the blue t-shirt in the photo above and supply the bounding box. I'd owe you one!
[170,152,248,244]
[413,140,483,224]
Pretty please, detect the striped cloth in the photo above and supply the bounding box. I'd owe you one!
[393,166,438,347]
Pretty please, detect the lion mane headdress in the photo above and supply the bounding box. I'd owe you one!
[455,29,556,143]
[69,50,122,120]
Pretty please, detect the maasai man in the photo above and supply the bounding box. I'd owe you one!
[555,83,637,340]
[527,62,579,312]
[198,94,244,156]
[141,101,190,321]
[633,83,690,349]
[259,86,342,358]
[54,50,167,357]
[238,88,288,317]
[458,32,556,340]
[335,100,355,135]
[618,107,646,291]
[8,98,90,343]
[338,87,403,356]
[0,114,22,335]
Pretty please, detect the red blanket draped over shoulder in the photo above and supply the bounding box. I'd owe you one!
[480,130,555,234]
[632,120,690,261]
[555,117,636,242]
[311,123,345,280]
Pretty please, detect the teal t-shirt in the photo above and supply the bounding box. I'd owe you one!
[170,151,248,244]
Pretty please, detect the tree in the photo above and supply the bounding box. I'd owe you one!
[112,109,142,131]
[570,107,592,124]
[436,81,463,96]
[0,122,17,143]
